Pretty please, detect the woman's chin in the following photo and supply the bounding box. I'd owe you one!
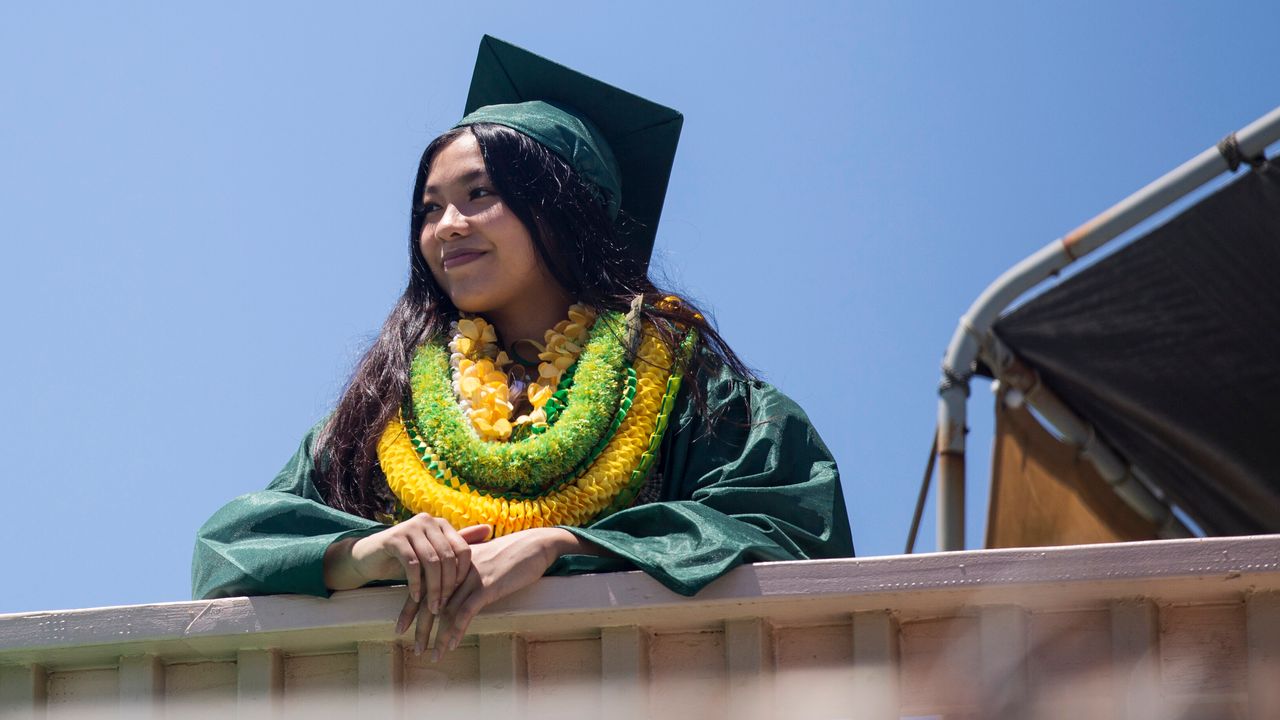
[448,292,502,316]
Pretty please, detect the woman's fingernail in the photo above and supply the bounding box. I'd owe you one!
[395,619,406,634]
[449,637,459,651]
[430,647,441,663]
[414,642,423,656]
[429,601,439,614]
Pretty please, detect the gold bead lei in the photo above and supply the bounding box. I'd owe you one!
[377,304,695,536]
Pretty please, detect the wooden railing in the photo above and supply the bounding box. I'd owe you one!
[3,535,1280,719]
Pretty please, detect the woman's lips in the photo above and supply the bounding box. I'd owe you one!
[442,251,485,270]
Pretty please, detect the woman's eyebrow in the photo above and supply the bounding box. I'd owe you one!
[424,169,488,195]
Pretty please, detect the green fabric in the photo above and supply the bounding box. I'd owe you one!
[191,425,385,599]
[191,366,854,600]
[550,366,854,595]
[456,101,622,220]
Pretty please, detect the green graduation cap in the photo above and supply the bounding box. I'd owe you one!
[455,35,683,267]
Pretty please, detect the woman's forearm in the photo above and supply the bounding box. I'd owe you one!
[323,536,373,591]
[541,527,613,561]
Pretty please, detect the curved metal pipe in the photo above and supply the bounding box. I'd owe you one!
[935,105,1280,551]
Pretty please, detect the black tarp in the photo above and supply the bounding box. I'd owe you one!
[993,158,1280,535]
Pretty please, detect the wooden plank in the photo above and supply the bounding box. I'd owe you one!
[478,633,526,717]
[236,648,282,719]
[118,655,164,719]
[1161,603,1247,717]
[164,661,237,705]
[46,667,117,715]
[724,618,773,720]
[1111,599,1160,720]
[980,605,1028,720]
[1249,592,1280,720]
[526,638,600,719]
[0,664,46,720]
[774,623,853,717]
[1027,609,1112,719]
[282,651,357,716]
[357,641,402,718]
[900,616,979,716]
[5,536,1280,670]
[600,626,649,720]
[851,610,899,720]
[403,643,480,714]
[648,630,726,720]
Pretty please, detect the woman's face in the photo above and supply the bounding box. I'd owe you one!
[418,132,564,317]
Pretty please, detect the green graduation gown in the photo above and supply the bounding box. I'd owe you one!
[191,365,854,600]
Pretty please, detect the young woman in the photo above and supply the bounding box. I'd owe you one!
[193,36,852,661]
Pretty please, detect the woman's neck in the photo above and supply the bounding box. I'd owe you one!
[484,289,575,361]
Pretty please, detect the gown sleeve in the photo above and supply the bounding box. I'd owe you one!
[193,368,853,600]
[191,422,387,600]
[548,365,855,596]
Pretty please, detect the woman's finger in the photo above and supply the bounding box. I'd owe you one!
[414,523,449,614]
[391,536,423,604]
[433,571,485,662]
[395,592,418,635]
[441,524,472,609]
[413,597,435,656]
[427,519,462,611]
[457,524,492,544]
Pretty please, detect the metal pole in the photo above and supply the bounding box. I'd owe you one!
[937,451,965,551]
[905,430,938,554]
[935,105,1280,552]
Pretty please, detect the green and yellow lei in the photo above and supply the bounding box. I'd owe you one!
[377,299,695,536]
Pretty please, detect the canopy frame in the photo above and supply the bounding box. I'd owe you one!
[934,105,1280,551]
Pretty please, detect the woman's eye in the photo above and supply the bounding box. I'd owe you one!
[421,202,441,214]
[470,187,493,200]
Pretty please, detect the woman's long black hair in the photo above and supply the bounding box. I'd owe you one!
[313,123,755,519]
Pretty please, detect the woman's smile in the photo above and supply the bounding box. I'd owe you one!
[441,248,487,270]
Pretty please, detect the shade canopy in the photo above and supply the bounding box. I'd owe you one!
[992,158,1280,535]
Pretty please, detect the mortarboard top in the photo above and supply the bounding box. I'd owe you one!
[460,35,683,267]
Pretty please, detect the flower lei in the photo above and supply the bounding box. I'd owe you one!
[448,305,598,441]
[377,299,696,536]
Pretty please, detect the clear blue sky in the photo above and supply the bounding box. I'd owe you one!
[3,2,1278,613]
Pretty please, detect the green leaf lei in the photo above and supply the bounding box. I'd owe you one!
[406,311,629,496]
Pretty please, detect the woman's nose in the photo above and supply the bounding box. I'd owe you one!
[435,203,469,239]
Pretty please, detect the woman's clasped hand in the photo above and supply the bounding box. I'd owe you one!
[323,513,586,660]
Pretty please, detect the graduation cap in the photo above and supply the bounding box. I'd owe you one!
[455,35,683,267]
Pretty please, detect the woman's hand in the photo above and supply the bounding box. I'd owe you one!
[323,514,491,654]
[427,527,598,661]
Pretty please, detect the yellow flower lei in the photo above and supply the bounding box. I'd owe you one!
[377,316,691,536]
[449,305,597,441]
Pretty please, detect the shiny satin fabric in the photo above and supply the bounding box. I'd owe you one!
[192,365,853,600]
